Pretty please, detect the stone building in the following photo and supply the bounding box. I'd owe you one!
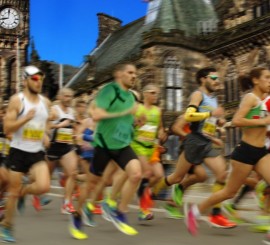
[0,0,29,103]
[66,0,270,155]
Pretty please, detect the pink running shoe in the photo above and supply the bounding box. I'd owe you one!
[185,204,198,236]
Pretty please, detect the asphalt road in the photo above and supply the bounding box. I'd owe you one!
[11,183,266,245]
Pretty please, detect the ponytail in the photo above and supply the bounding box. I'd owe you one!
[238,67,267,92]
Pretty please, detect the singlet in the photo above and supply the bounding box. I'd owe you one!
[133,104,161,147]
[93,82,135,150]
[190,91,218,137]
[51,105,74,144]
[243,93,268,129]
[10,93,48,153]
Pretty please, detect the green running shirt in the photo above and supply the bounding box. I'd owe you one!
[93,82,135,150]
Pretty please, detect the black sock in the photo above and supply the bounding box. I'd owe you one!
[233,185,252,206]
[137,178,149,198]
[211,207,221,216]
[177,184,184,192]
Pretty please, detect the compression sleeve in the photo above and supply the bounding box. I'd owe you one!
[82,134,94,142]
[184,105,211,122]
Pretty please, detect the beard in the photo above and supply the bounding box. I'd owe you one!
[28,86,39,95]
[205,83,215,93]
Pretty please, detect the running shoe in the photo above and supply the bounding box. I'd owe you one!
[172,184,183,206]
[92,203,102,215]
[61,202,75,214]
[17,196,25,214]
[82,204,96,227]
[101,201,114,222]
[222,203,247,224]
[40,196,52,206]
[106,208,138,236]
[69,212,88,240]
[140,187,154,210]
[184,204,198,236]
[208,214,237,228]
[138,209,154,221]
[32,196,41,211]
[163,203,184,219]
[1,226,16,243]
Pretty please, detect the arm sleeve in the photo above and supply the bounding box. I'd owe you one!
[184,105,211,122]
[82,134,94,142]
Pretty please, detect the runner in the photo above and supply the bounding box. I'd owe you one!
[1,65,51,242]
[153,67,236,228]
[176,67,270,240]
[69,62,141,239]
[46,88,78,214]
[130,84,166,220]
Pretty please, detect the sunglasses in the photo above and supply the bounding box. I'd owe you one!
[146,90,158,95]
[207,75,219,81]
[30,74,44,81]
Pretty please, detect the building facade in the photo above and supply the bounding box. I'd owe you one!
[0,0,29,103]
[67,0,270,156]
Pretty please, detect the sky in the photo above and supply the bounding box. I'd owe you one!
[30,0,148,67]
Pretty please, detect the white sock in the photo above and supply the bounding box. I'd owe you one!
[191,204,201,218]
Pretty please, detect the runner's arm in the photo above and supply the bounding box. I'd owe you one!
[184,91,211,122]
[4,95,34,134]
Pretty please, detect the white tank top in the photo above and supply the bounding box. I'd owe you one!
[51,105,74,144]
[11,93,48,152]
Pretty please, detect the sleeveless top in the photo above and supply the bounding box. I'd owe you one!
[51,105,74,144]
[190,91,218,137]
[244,93,267,129]
[10,93,48,153]
[80,127,94,159]
[133,104,161,147]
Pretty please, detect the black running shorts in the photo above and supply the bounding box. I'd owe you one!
[7,148,45,173]
[231,141,268,165]
[91,145,138,176]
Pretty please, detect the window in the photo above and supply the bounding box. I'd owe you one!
[164,56,183,112]
[225,62,239,103]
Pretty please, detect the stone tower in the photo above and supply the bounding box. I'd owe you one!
[0,0,30,102]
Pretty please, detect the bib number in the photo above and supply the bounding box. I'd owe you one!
[23,122,45,141]
[56,128,73,144]
[137,124,157,143]
[202,117,217,136]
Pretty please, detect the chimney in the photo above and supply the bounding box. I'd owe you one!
[97,13,122,46]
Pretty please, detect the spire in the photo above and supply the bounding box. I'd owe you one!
[30,37,40,63]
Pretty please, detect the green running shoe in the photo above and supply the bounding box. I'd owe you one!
[171,185,183,206]
[163,203,184,219]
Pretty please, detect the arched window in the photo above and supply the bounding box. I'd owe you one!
[164,56,183,112]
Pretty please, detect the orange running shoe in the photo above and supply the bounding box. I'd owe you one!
[209,214,237,228]
[61,202,75,214]
[140,187,154,210]
[92,204,102,215]
[32,196,41,212]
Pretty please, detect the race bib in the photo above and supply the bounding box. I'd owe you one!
[0,138,4,153]
[23,122,45,141]
[202,117,217,136]
[137,124,157,143]
[4,139,10,156]
[112,123,131,145]
[56,128,73,144]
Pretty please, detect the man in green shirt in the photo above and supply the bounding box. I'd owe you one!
[69,62,141,239]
